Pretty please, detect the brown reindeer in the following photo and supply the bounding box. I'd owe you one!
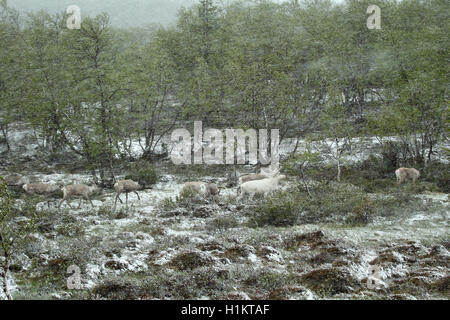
[113,180,141,211]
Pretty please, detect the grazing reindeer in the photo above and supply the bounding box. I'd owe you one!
[23,183,62,208]
[58,184,100,209]
[181,182,220,198]
[238,175,286,201]
[114,180,141,211]
[395,168,420,185]
[206,183,220,197]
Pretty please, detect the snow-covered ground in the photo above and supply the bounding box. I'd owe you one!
[0,124,448,300]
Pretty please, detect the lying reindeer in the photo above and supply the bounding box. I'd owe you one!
[238,175,286,201]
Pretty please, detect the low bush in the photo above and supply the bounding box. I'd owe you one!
[206,215,239,231]
[248,191,300,228]
[248,183,386,226]
[125,161,158,188]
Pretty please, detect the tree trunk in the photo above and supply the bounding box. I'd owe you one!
[2,255,12,300]
[0,124,10,153]
[337,160,341,182]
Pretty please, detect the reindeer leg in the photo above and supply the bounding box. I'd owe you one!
[59,198,73,209]
[114,194,120,211]
[87,196,94,208]
[78,198,82,209]
[126,192,129,210]
[134,191,140,201]
[65,198,73,209]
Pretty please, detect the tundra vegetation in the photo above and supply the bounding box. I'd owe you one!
[0,0,448,300]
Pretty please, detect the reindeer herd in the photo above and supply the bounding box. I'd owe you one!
[2,167,420,211]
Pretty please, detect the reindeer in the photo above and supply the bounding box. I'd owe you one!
[4,174,29,187]
[181,182,220,198]
[58,184,100,209]
[239,173,269,185]
[23,183,62,208]
[236,164,280,195]
[238,175,286,201]
[395,168,420,185]
[113,180,141,211]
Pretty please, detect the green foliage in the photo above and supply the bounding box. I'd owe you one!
[346,197,376,226]
[422,162,450,193]
[159,197,178,211]
[249,182,386,226]
[249,191,300,228]
[206,215,238,231]
[125,161,158,188]
[0,176,40,299]
[0,0,447,174]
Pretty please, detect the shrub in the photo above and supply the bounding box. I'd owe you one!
[159,197,178,211]
[423,162,450,193]
[249,191,300,228]
[247,183,381,226]
[125,161,158,188]
[346,197,376,225]
[206,216,238,231]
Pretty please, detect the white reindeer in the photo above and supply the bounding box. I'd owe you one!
[58,184,100,209]
[236,164,280,194]
[113,180,141,210]
[238,175,286,201]
[239,173,269,185]
[395,168,420,185]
